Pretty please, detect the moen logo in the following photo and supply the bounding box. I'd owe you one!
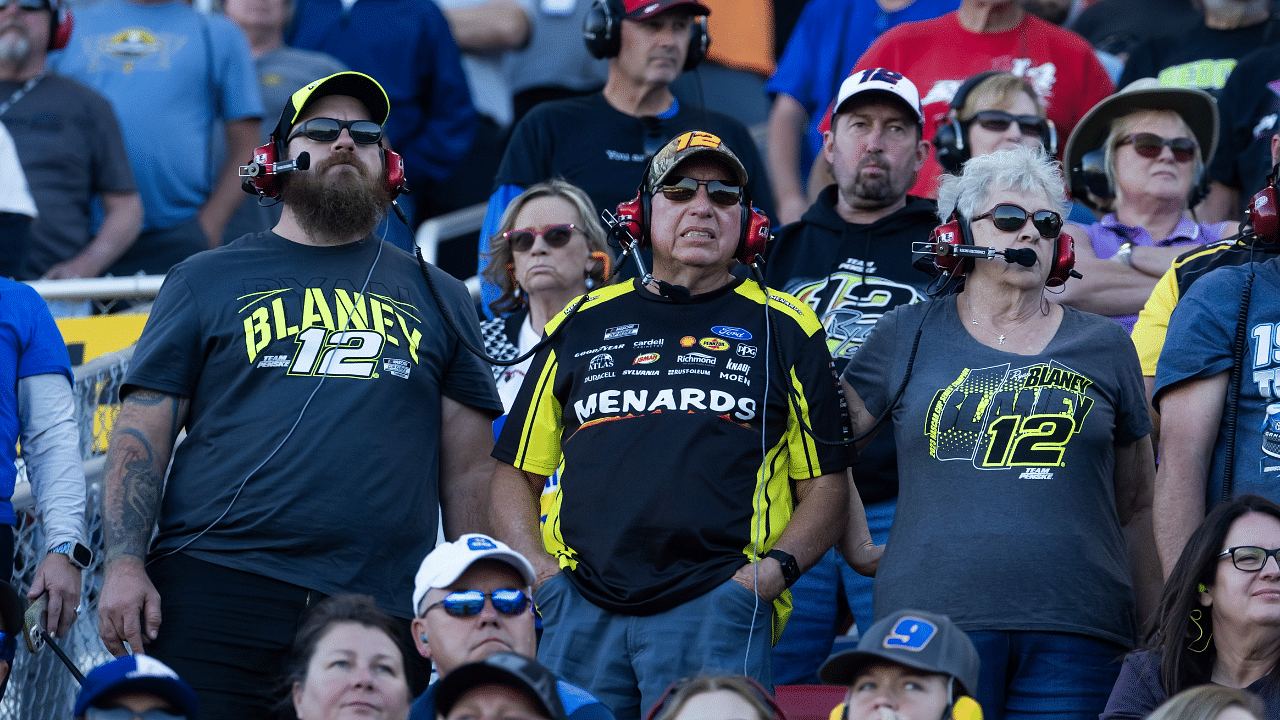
[712,326,752,340]
[677,352,717,366]
[699,337,729,351]
[633,353,659,365]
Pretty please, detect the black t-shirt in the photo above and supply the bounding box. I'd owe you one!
[125,232,503,616]
[1067,0,1200,59]
[1118,18,1280,96]
[494,278,853,615]
[1209,45,1280,207]
[495,92,775,221]
[764,188,938,504]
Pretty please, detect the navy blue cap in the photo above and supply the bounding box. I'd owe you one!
[74,656,199,719]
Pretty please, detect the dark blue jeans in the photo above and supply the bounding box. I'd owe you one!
[968,630,1127,720]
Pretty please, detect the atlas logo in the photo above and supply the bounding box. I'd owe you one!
[712,326,752,340]
[633,353,659,365]
[589,353,614,370]
[699,337,729,351]
[737,344,757,358]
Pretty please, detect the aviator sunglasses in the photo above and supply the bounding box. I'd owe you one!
[502,224,576,253]
[1218,546,1280,572]
[658,177,742,207]
[425,588,532,617]
[972,203,1063,239]
[970,110,1049,139]
[1115,132,1197,163]
[286,117,383,145]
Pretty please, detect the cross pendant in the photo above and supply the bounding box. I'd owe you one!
[998,335,1006,344]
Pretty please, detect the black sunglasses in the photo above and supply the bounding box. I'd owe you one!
[1219,546,1280,572]
[1116,132,1196,163]
[287,117,383,145]
[972,203,1062,239]
[425,589,531,618]
[971,110,1048,139]
[85,709,186,720]
[658,177,742,207]
[502,224,576,253]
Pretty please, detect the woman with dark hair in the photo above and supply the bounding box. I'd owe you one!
[289,594,414,720]
[479,179,613,410]
[1102,495,1280,720]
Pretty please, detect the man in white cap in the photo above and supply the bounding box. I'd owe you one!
[408,534,613,720]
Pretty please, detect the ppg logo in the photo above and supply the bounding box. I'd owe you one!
[883,617,937,652]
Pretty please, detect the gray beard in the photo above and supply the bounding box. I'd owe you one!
[0,35,31,64]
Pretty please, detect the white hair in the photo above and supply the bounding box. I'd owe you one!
[936,144,1068,222]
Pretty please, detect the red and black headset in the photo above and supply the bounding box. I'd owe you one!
[46,0,73,51]
[242,114,407,201]
[613,138,771,266]
[582,0,708,71]
[927,209,1077,288]
[1247,163,1280,244]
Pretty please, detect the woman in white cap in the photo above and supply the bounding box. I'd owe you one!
[1059,80,1236,333]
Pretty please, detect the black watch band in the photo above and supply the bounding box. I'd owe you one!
[764,549,800,588]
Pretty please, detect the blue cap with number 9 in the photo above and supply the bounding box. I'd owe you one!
[818,609,979,696]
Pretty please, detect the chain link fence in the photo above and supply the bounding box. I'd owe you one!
[2,348,133,720]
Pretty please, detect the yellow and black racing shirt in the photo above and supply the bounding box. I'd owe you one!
[493,277,853,617]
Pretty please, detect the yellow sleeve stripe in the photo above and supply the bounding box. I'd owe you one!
[513,349,563,475]
[786,366,823,478]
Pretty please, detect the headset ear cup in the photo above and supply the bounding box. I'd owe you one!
[246,141,282,199]
[1249,185,1279,243]
[616,195,645,246]
[583,0,622,59]
[683,16,708,72]
[934,119,967,174]
[930,219,965,274]
[1045,229,1076,288]
[736,205,770,264]
[383,147,406,199]
[49,6,72,51]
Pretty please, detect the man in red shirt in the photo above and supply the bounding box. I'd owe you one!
[820,0,1113,198]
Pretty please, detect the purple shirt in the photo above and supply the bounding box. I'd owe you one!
[1084,214,1228,332]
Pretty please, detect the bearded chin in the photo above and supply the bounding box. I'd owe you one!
[284,161,391,243]
[0,35,31,64]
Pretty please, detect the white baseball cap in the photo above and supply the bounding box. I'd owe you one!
[412,534,538,616]
[833,68,924,125]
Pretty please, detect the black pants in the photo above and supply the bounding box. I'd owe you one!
[147,554,431,720]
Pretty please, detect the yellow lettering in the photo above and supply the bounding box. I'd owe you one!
[688,131,722,148]
[675,131,693,151]
[272,297,298,338]
[302,288,336,330]
[243,307,271,362]
[334,289,369,330]
[395,310,421,363]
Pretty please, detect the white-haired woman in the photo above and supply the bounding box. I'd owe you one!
[840,144,1157,719]
[1060,81,1235,332]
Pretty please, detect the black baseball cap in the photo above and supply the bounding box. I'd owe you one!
[273,71,391,141]
[436,652,567,720]
[819,609,980,695]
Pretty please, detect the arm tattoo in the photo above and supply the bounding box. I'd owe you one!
[126,389,168,407]
[103,427,164,563]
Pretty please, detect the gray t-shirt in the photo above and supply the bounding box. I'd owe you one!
[125,231,503,615]
[845,297,1151,646]
[0,74,136,279]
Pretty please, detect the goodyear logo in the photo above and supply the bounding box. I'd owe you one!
[634,353,659,365]
[700,337,729,351]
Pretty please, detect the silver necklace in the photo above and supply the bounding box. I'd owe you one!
[0,73,45,118]
[966,296,1037,345]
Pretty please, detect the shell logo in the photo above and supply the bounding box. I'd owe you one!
[679,336,697,347]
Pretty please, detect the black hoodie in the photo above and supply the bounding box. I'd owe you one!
[763,185,939,502]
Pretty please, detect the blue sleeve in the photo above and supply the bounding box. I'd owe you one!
[558,681,617,720]
[765,0,827,110]
[11,284,72,383]
[1152,265,1243,410]
[209,14,264,121]
[403,0,478,182]
[478,184,526,319]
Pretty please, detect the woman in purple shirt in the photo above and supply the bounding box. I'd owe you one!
[1059,80,1236,333]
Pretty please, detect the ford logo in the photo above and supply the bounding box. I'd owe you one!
[712,326,752,340]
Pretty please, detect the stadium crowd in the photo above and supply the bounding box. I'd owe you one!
[6,0,1280,718]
